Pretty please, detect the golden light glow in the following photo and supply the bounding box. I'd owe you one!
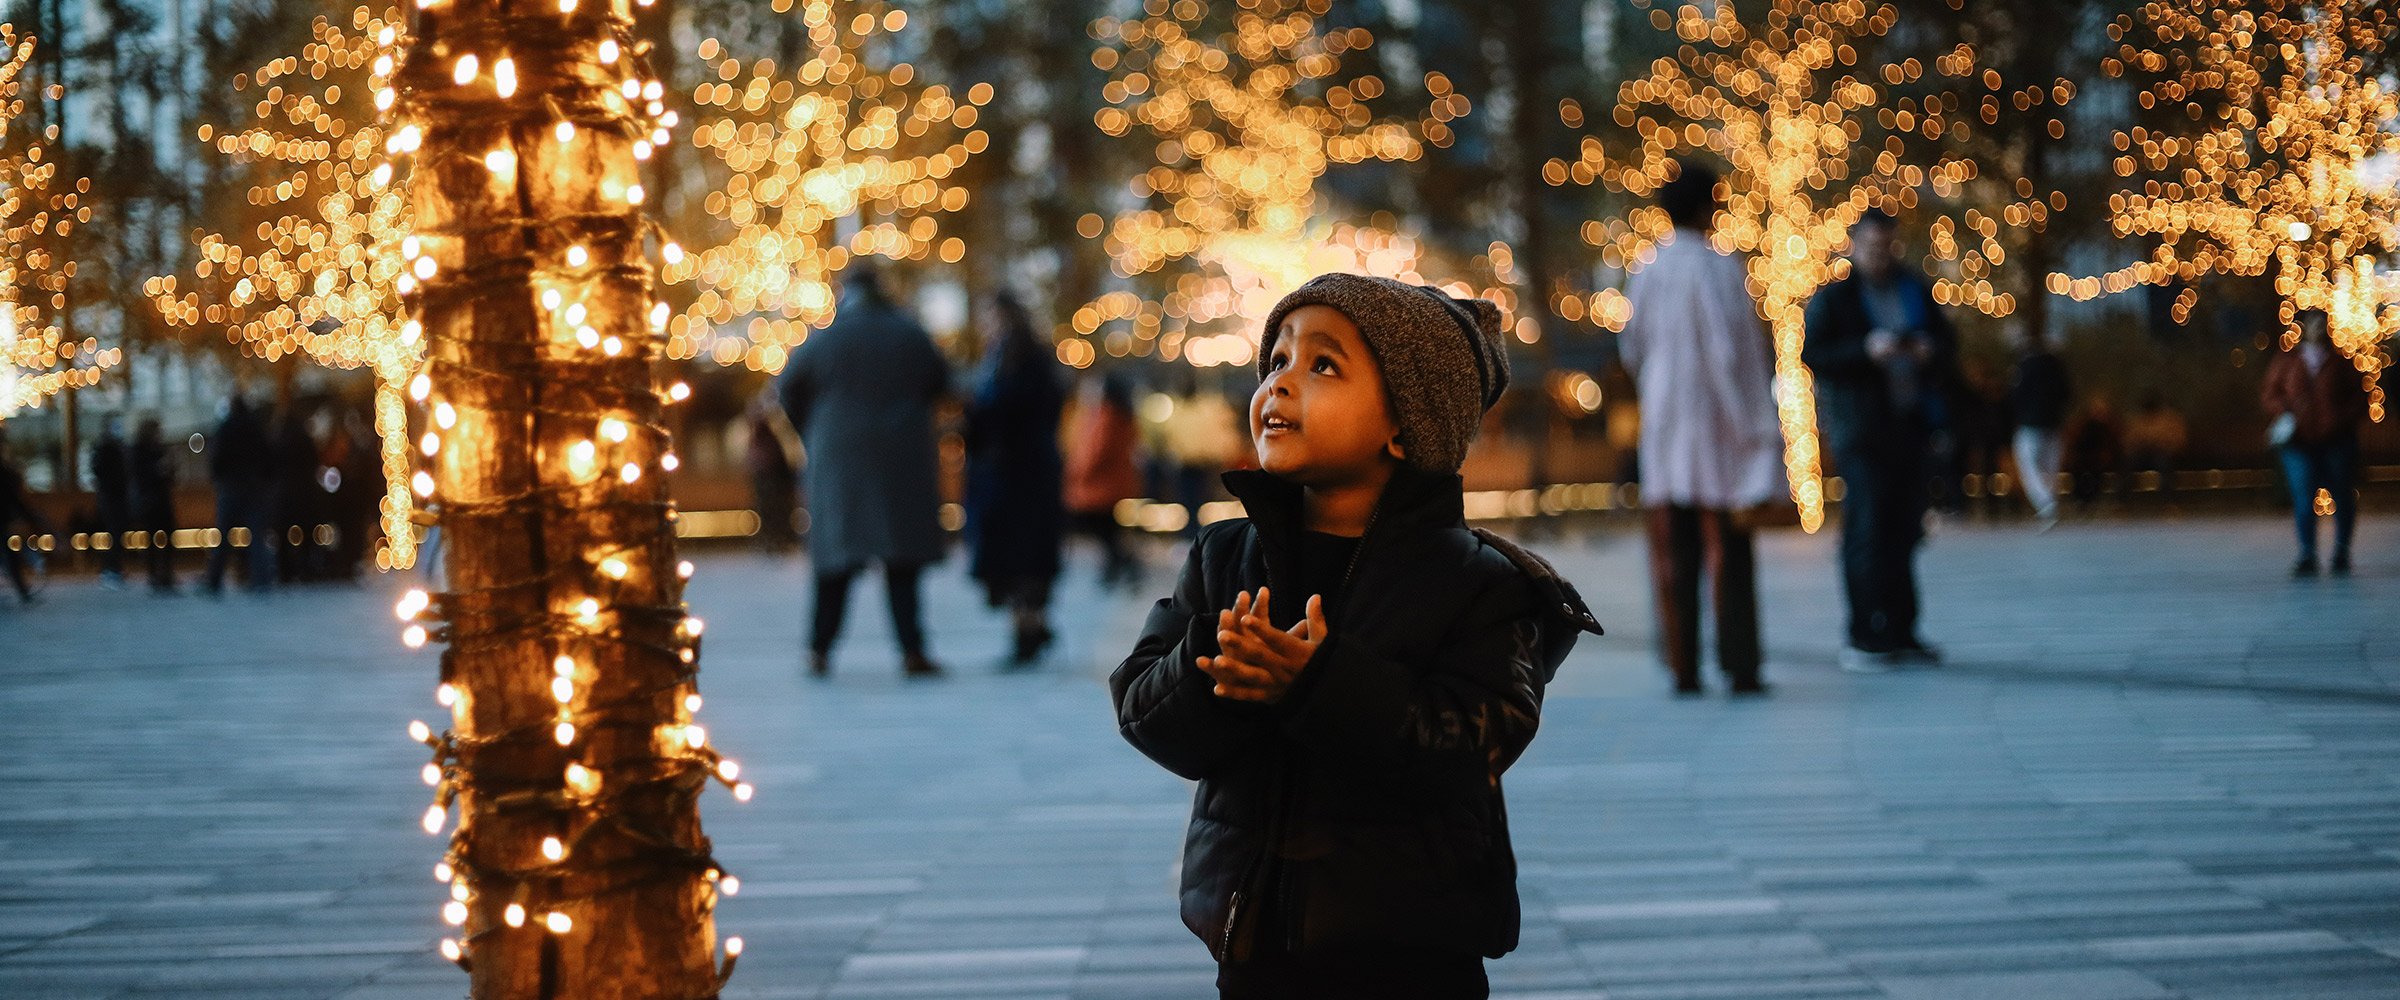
[0,27,112,418]
[1070,0,1456,367]
[671,2,987,374]
[1549,0,2050,531]
[2054,0,2397,419]
[147,5,420,566]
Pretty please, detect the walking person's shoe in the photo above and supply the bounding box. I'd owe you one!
[1671,674,1705,698]
[805,650,831,680]
[1728,676,1771,697]
[901,653,945,679]
[1009,623,1055,665]
[1839,646,1903,674]
[1892,640,1943,667]
[2293,556,2320,578]
[2330,551,2352,577]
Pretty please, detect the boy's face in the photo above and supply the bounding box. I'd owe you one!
[1251,305,1402,486]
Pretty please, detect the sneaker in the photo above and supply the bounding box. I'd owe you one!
[1839,646,1902,674]
[2293,557,2320,578]
[902,654,945,679]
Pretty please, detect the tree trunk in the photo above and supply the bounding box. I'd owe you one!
[403,0,729,995]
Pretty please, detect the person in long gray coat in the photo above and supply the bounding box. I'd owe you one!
[778,265,951,679]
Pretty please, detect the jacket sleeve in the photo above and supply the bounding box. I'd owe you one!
[1109,524,1272,780]
[2260,354,2292,417]
[776,355,816,440]
[1800,286,1874,379]
[1274,571,1545,783]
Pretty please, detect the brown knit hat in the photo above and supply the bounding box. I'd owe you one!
[1258,273,1512,474]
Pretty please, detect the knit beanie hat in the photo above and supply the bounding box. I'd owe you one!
[1258,273,1512,474]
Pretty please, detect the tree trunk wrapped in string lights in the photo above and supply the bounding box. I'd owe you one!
[390,0,748,993]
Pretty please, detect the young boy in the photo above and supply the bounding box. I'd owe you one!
[1110,274,1603,999]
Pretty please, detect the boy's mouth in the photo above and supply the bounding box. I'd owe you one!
[1261,414,1298,434]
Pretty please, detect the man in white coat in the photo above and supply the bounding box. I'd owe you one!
[1618,160,1788,696]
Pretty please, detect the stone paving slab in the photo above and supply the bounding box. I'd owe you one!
[1,514,2396,998]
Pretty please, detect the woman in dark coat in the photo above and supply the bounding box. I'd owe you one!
[963,291,1067,663]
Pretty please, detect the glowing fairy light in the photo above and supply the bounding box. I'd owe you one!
[1069,0,1452,369]
[2055,0,2396,417]
[670,7,987,372]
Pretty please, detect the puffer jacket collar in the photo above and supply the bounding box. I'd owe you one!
[1218,466,1603,678]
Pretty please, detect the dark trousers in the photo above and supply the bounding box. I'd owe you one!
[1835,442,1928,651]
[811,561,926,656]
[1219,949,1487,1000]
[1643,504,1761,687]
[204,484,275,591]
[95,498,129,577]
[2279,441,2358,561]
[137,504,177,589]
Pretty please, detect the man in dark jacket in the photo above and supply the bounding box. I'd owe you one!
[1802,211,1956,671]
[90,415,133,588]
[1111,275,1601,999]
[202,395,278,594]
[130,415,179,592]
[777,264,951,678]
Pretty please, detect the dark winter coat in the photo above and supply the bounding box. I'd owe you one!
[2009,351,2072,432]
[1110,467,1602,962]
[777,290,952,572]
[1801,272,1959,456]
[963,350,1066,595]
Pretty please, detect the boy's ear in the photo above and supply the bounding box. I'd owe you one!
[1385,435,1407,462]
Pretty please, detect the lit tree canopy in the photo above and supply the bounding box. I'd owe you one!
[146,4,420,565]
[0,27,111,419]
[670,0,989,374]
[1548,0,2073,530]
[1067,0,1464,369]
[2053,0,2398,410]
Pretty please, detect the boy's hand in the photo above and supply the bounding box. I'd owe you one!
[1196,587,1328,704]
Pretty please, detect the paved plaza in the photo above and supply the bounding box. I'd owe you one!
[3,513,2398,999]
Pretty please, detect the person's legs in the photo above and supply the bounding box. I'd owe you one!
[2278,445,2320,567]
[809,564,859,660]
[1705,508,1763,689]
[1882,443,1929,650]
[1645,504,1703,691]
[144,521,176,590]
[883,561,929,660]
[204,491,238,590]
[1835,453,1886,651]
[242,487,277,590]
[0,539,29,602]
[2325,440,2358,570]
[2014,427,2059,522]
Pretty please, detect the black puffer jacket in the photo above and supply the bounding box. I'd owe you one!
[1110,468,1602,961]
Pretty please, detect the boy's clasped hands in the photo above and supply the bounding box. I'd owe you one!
[1197,586,1327,704]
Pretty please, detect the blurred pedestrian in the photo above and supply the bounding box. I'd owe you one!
[1158,376,1246,532]
[1618,159,1783,696]
[1803,211,1956,671]
[89,415,132,589]
[2065,397,2120,510]
[1065,372,1143,589]
[2263,309,2368,576]
[322,409,379,579]
[202,396,278,594]
[1947,361,2009,516]
[274,404,326,582]
[0,424,51,604]
[778,264,950,678]
[743,402,801,553]
[130,415,179,592]
[2009,329,2072,527]
[963,291,1067,664]
[2122,392,2187,497]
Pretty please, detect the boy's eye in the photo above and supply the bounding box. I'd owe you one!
[1310,356,1337,375]
[1267,351,1289,371]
